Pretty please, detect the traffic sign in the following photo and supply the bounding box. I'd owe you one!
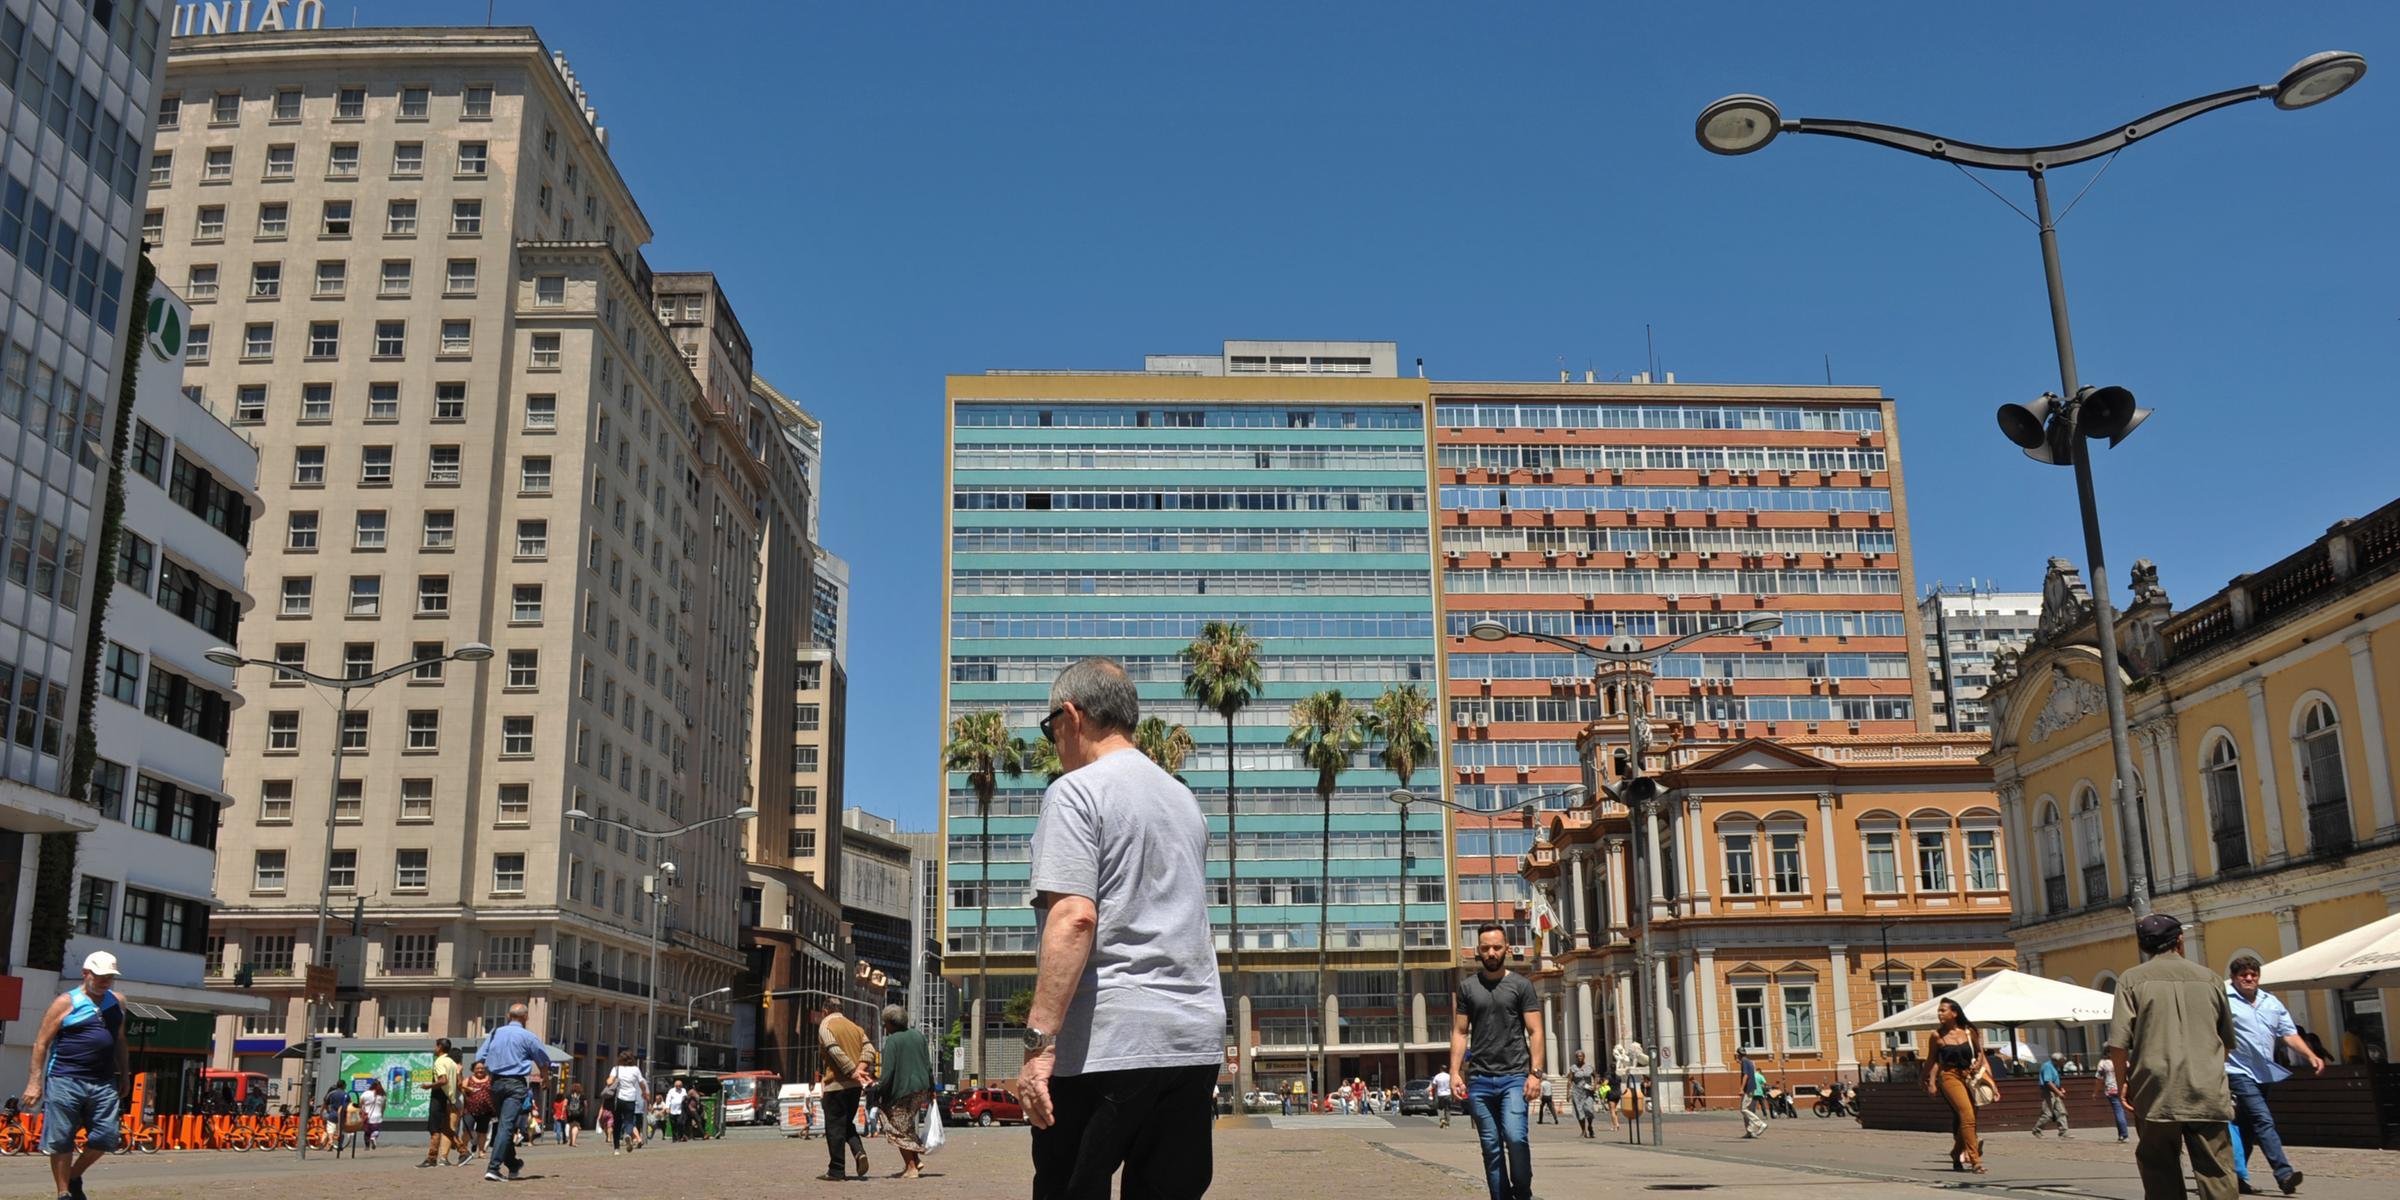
[304,966,337,1001]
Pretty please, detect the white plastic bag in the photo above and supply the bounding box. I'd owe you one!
[921,1100,946,1155]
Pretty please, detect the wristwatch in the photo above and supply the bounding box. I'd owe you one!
[1022,1026,1056,1056]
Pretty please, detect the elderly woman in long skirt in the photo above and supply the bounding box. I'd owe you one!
[875,1005,936,1181]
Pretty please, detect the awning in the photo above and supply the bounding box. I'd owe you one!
[1860,969,2116,1033]
[112,977,269,1016]
[2260,910,2400,991]
[122,1000,176,1022]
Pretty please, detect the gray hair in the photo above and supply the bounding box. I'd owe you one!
[508,1002,530,1024]
[881,1004,908,1031]
[1050,657,1139,734]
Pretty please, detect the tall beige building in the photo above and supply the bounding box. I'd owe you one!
[147,25,758,1088]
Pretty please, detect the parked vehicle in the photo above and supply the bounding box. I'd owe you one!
[719,1072,782,1126]
[1399,1079,1437,1116]
[945,1087,1027,1126]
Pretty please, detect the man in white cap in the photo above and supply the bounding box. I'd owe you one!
[22,952,130,1200]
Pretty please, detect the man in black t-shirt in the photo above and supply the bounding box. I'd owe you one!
[1452,924,1543,1200]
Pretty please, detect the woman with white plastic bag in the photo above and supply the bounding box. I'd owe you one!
[875,1004,938,1178]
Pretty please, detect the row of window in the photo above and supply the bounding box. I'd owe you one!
[0,340,109,470]
[263,707,536,757]
[948,653,1432,685]
[286,509,550,559]
[254,849,528,897]
[1444,650,1909,681]
[129,423,254,544]
[1439,526,1898,557]
[955,404,1423,430]
[1435,444,1890,474]
[1434,402,1884,432]
[275,441,543,489]
[87,760,220,850]
[1441,486,1895,514]
[153,137,494,187]
[0,175,130,332]
[162,82,493,127]
[164,195,492,244]
[951,611,1435,641]
[178,310,522,364]
[115,535,239,641]
[253,777,531,828]
[953,485,1428,513]
[1443,610,1909,642]
[949,568,1432,598]
[0,497,90,611]
[75,880,208,953]
[165,250,483,301]
[1444,567,1902,595]
[953,444,1430,472]
[270,570,533,621]
[945,828,1441,865]
[0,11,148,206]
[951,526,1430,556]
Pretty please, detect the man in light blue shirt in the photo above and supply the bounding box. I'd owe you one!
[2225,955,2322,1195]
[476,1003,548,1182]
[2033,1051,2071,1136]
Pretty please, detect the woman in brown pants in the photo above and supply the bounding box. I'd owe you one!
[1924,998,1994,1173]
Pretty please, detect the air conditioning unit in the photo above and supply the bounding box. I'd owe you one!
[1848,720,1863,734]
[1753,593,1769,605]
[1665,593,1680,604]
[1543,550,1559,563]
[1551,677,1572,688]
[1472,713,1490,728]
[1746,506,1759,516]
[1706,506,1718,516]
[1810,676,1826,687]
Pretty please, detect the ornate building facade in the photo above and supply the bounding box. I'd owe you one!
[1986,500,2400,1063]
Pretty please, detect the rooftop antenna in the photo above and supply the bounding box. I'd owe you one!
[1414,357,1424,379]
[1645,325,1657,381]
[1823,354,1833,385]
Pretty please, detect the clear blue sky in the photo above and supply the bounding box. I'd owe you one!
[395,2,2396,832]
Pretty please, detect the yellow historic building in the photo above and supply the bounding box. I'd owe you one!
[1987,498,2400,1062]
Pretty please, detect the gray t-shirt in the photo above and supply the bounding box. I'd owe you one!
[1457,971,1536,1078]
[1027,747,1226,1076]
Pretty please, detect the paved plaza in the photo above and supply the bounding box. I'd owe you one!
[4,1113,2393,1199]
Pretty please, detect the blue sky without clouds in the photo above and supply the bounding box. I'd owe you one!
[388,1,2397,831]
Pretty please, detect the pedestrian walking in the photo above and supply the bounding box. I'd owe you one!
[1924,997,1993,1172]
[2107,913,2239,1200]
[1453,923,1542,1200]
[1432,1066,1453,1128]
[1600,1074,1622,1132]
[360,1079,387,1149]
[550,1089,567,1144]
[603,1051,648,1154]
[1533,1075,1557,1126]
[474,1001,549,1182]
[2096,1053,2129,1142]
[1737,1048,1770,1138]
[422,1038,463,1167]
[461,1062,496,1162]
[564,1083,585,1148]
[811,995,874,1182]
[665,1079,687,1142]
[2225,954,2322,1195]
[877,1005,935,1180]
[2034,1051,2072,1137]
[1566,1051,1597,1139]
[1012,658,1226,1200]
[20,952,128,1200]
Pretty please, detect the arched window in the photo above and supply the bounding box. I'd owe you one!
[2296,700,2353,854]
[2203,736,2249,870]
[2037,802,2067,914]
[2074,788,2109,904]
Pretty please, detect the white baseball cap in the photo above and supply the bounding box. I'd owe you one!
[82,951,120,976]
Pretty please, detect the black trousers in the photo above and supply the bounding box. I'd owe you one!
[821,1087,861,1178]
[1030,1064,1216,1200]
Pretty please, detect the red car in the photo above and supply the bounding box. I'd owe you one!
[946,1087,1027,1126]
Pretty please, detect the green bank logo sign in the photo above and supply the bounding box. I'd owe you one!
[145,298,183,363]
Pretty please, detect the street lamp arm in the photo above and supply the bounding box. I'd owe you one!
[1503,621,1759,662]
[1784,84,2272,171]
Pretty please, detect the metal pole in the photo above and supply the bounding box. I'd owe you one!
[2029,167,2153,919]
[1395,796,1409,1087]
[646,880,661,1070]
[298,683,351,1160]
[975,790,989,1085]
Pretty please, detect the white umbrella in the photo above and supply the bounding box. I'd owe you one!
[1860,969,2116,1034]
[2258,910,2400,991]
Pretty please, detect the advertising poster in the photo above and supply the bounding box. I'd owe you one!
[339,1051,436,1121]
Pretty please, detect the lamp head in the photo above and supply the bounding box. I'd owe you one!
[564,807,590,821]
[660,860,678,876]
[1466,619,1513,643]
[1388,788,1419,806]
[2275,51,2367,110]
[451,641,496,663]
[1696,94,1783,154]
[1738,616,1784,635]
[731,806,759,821]
[204,646,247,669]
[1561,784,1588,803]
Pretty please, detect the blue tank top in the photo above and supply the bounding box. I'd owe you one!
[47,988,121,1081]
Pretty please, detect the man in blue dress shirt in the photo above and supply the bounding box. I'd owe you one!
[2225,955,2322,1196]
[476,1003,550,1182]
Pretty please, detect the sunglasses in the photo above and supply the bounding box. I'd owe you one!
[1039,705,1069,743]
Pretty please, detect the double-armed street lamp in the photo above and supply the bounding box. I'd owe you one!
[206,640,495,1159]
[566,806,758,1071]
[1696,51,2366,919]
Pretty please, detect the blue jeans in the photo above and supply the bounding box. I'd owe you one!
[2228,1074,2294,1184]
[486,1075,530,1176]
[40,1076,120,1155]
[2108,1091,2128,1138]
[1464,1074,1531,1200]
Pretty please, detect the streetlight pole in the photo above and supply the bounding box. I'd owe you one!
[566,808,760,1075]
[1696,50,2368,921]
[1392,791,1410,1088]
[206,641,495,1161]
[683,985,733,1072]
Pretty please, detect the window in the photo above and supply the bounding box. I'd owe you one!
[242,322,274,358]
[795,704,820,732]
[506,650,539,689]
[342,643,374,679]
[361,446,392,484]
[1769,830,1804,894]
[400,86,429,118]
[2298,700,2352,853]
[321,199,351,237]
[416,575,449,614]
[1916,829,1951,891]
[439,320,471,355]
[314,260,345,296]
[203,146,232,181]
[116,534,156,592]
[186,263,218,299]
[278,578,313,617]
[498,783,530,823]
[378,260,410,297]
[373,320,405,356]
[2038,802,2068,911]
[516,520,547,557]
[263,144,294,179]
[257,202,287,237]
[530,333,561,369]
[1864,829,1900,892]
[307,321,338,358]
[1733,984,1768,1053]
[368,382,400,421]
[406,709,440,750]
[141,208,163,242]
[352,510,385,549]
[195,205,225,240]
[458,141,487,175]
[77,877,114,937]
[254,850,287,893]
[339,709,369,751]
[292,446,324,485]
[434,382,465,419]
[492,853,526,895]
[511,584,543,623]
[248,261,281,299]
[795,745,819,773]
[422,510,455,549]
[334,778,363,823]
[336,86,365,119]
[348,574,381,616]
[412,641,445,681]
[486,936,533,974]
[188,325,211,361]
[790,829,818,858]
[502,716,534,756]
[1965,827,2002,890]
[326,849,357,891]
[520,456,552,493]
[400,778,433,821]
[159,94,183,129]
[1721,831,1756,895]
[450,199,482,235]
[1780,983,1818,1052]
[1879,980,1913,1050]
[464,85,493,118]
[299,382,332,420]
[250,778,292,823]
[791,786,818,814]
[445,258,476,294]
[272,88,301,120]
[328,142,358,178]
[389,140,423,176]
[386,199,416,235]
[2075,789,2108,902]
[150,151,173,187]
[428,446,460,483]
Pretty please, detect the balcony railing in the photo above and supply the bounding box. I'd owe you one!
[2043,876,2069,914]
[2307,804,2355,857]
[2082,863,2110,905]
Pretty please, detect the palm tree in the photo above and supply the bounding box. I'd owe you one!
[1288,688,1366,1096]
[1181,621,1263,1098]
[1365,683,1438,1079]
[941,709,1025,1083]
[1134,716,1197,778]
[1025,737,1065,783]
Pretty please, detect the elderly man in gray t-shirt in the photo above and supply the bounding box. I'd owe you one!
[1017,657,1227,1200]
